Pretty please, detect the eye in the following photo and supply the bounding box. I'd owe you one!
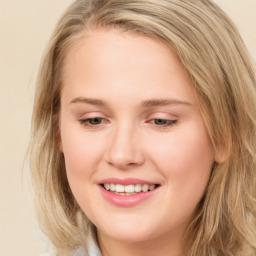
[150,118,177,127]
[79,117,106,127]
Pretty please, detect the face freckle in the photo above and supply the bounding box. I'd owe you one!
[59,28,215,250]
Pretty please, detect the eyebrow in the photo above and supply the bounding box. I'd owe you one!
[141,98,192,107]
[70,97,192,107]
[70,97,105,106]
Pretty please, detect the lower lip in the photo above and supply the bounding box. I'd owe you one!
[99,185,159,207]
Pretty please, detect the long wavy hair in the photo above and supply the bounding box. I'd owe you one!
[30,0,256,255]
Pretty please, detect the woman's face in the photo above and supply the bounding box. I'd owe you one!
[60,29,216,246]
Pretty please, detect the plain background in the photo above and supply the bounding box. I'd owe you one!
[0,1,255,255]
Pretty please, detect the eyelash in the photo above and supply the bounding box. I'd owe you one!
[79,117,106,128]
[79,117,177,129]
[149,119,178,128]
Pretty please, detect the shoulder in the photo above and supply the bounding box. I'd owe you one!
[38,247,90,256]
[37,228,101,256]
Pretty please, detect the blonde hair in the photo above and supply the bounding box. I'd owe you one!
[30,0,256,255]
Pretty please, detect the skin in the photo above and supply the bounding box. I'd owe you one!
[59,29,219,256]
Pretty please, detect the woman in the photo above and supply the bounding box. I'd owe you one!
[30,0,256,255]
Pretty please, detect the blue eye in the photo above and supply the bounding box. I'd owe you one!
[79,117,104,126]
[152,119,177,126]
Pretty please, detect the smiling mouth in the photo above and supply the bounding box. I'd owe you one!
[101,183,160,195]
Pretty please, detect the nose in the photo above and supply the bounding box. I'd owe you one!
[105,123,145,170]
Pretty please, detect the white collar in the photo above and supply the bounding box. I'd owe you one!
[74,228,102,256]
[39,227,102,256]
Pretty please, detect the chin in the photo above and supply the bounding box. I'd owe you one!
[105,229,156,243]
[97,217,160,243]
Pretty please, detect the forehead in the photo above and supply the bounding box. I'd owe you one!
[61,28,197,105]
[63,28,183,77]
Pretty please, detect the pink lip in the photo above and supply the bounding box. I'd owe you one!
[99,177,157,185]
[98,178,160,207]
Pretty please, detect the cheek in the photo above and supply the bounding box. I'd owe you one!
[152,132,213,167]
[60,126,106,212]
[148,123,214,194]
[60,125,105,179]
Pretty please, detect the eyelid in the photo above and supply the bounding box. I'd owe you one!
[145,112,178,128]
[78,111,107,119]
[79,117,110,130]
[78,112,110,129]
[147,112,178,120]
[147,118,178,130]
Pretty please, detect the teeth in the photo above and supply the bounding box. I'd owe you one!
[135,184,142,192]
[149,185,155,191]
[104,184,110,191]
[124,185,135,193]
[115,184,125,193]
[103,184,156,193]
[142,184,149,192]
[110,184,115,191]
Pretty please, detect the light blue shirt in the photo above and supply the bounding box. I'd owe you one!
[40,230,102,256]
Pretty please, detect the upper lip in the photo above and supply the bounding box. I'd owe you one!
[99,178,159,186]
